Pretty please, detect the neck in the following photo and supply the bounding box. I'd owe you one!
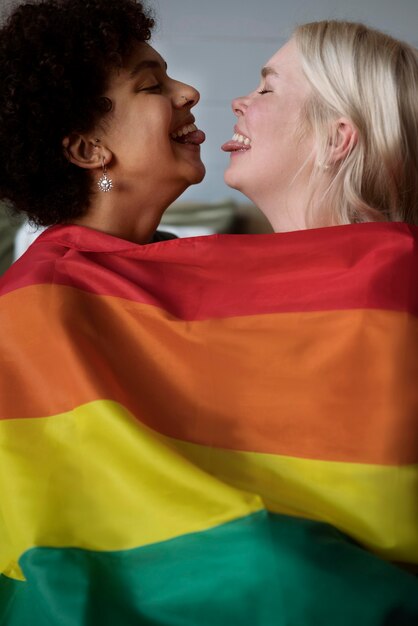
[247,188,310,233]
[73,183,185,244]
[248,175,331,233]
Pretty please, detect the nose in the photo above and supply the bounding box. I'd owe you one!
[232,95,248,117]
[174,82,200,109]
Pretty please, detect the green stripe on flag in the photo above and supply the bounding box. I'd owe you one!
[1,511,417,626]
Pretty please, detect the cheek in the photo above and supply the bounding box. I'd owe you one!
[245,103,271,139]
[247,103,288,162]
[122,103,171,140]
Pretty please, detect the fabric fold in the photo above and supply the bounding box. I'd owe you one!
[1,222,417,623]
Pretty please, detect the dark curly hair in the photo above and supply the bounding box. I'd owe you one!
[0,0,155,225]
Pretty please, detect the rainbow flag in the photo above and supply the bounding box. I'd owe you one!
[0,222,417,625]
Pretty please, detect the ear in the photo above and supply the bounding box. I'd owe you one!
[62,134,112,170]
[328,118,358,164]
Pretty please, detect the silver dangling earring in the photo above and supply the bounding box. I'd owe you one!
[97,158,113,192]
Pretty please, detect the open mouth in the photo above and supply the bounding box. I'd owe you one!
[170,123,205,146]
[221,132,252,153]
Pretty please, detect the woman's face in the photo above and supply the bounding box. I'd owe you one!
[98,43,205,204]
[222,39,314,221]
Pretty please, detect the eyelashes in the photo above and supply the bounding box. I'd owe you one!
[136,84,162,93]
[258,89,272,95]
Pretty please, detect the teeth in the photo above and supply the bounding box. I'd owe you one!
[171,123,197,139]
[232,133,251,145]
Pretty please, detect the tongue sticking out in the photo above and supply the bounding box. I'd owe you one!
[173,130,206,145]
[221,140,251,152]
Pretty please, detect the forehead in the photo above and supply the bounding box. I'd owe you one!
[265,39,303,77]
[105,42,167,92]
[263,38,310,96]
[125,42,166,72]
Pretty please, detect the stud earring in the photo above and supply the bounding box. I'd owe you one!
[97,158,113,192]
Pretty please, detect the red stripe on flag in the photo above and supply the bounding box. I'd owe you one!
[1,222,418,320]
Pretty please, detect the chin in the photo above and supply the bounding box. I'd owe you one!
[186,161,206,185]
[171,165,206,200]
[224,167,242,192]
[193,164,206,184]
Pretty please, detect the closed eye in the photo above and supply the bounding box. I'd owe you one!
[137,84,162,93]
[258,89,272,95]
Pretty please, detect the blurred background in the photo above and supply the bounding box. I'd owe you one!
[1,0,418,271]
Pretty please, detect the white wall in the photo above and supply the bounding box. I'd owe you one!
[151,0,418,204]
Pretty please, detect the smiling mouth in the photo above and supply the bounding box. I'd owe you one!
[170,123,205,146]
[221,132,252,153]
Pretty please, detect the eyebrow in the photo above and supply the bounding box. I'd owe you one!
[261,66,279,78]
[129,59,168,79]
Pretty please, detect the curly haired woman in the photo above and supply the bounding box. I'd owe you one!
[0,0,205,237]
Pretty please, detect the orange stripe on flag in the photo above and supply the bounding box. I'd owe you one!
[1,284,417,465]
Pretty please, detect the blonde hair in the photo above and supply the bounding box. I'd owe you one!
[294,20,418,225]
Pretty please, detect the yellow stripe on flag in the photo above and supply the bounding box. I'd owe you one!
[1,399,417,579]
[173,438,418,563]
[0,400,262,577]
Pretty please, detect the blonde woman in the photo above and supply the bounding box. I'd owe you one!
[223,20,418,230]
[219,12,418,603]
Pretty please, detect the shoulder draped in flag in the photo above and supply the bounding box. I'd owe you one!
[1,222,418,625]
